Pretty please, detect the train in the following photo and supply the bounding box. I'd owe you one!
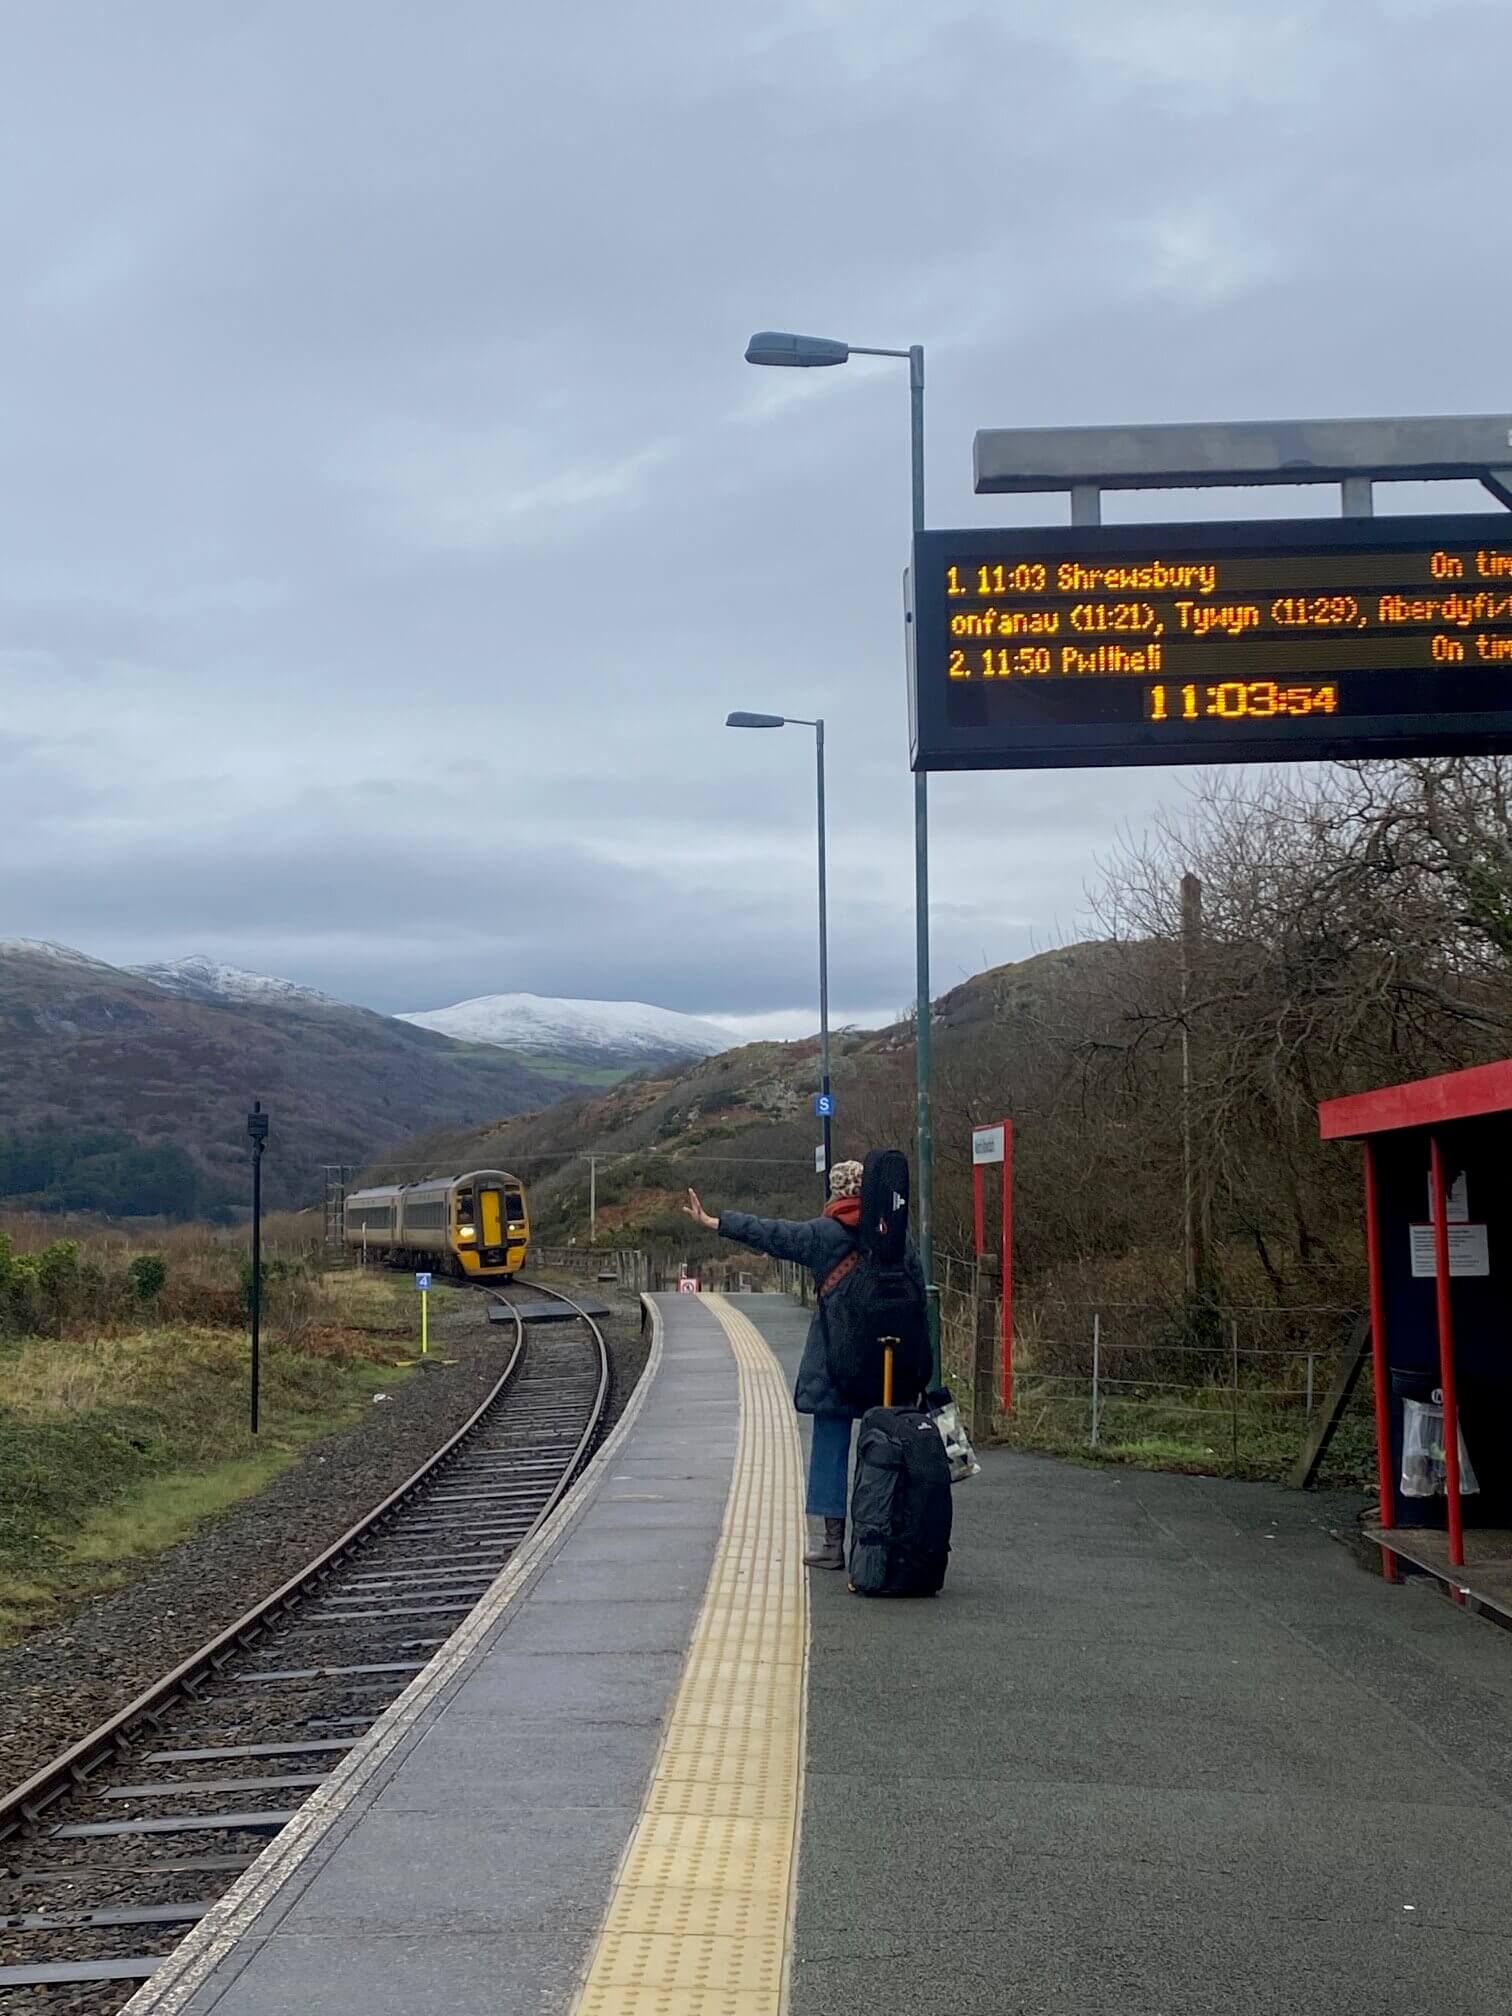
[343,1169,530,1281]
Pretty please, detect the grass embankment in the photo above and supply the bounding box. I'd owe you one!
[0,1222,450,1643]
[984,1380,1377,1485]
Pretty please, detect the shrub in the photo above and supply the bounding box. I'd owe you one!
[240,1256,294,1318]
[128,1254,168,1305]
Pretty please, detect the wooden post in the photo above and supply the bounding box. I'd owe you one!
[974,1253,999,1437]
[1290,1313,1371,1490]
[1180,871,1209,1298]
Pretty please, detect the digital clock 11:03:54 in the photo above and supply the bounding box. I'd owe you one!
[1143,680,1339,722]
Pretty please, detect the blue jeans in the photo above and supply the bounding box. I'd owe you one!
[806,1412,854,1520]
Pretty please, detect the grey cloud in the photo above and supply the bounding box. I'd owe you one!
[3,0,1509,1025]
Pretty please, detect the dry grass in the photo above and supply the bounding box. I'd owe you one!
[0,1322,411,1641]
[0,1217,429,1641]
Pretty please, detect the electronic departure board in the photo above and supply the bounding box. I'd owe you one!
[907,515,1512,772]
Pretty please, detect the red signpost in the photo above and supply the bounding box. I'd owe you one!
[971,1121,1014,1414]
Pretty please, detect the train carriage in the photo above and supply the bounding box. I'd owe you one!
[343,1169,529,1280]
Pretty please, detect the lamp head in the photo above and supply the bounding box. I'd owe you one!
[726,711,786,729]
[744,330,849,369]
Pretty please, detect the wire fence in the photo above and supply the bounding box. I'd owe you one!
[770,1256,1376,1482]
[951,1291,1372,1479]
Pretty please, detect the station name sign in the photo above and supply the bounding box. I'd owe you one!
[907,515,1512,771]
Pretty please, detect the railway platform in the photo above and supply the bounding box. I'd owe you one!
[123,1293,1512,2016]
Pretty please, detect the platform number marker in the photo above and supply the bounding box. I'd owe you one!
[414,1272,432,1354]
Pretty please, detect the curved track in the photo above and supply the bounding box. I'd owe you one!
[0,1277,610,2009]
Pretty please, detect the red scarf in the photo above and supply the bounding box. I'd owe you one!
[823,1196,861,1230]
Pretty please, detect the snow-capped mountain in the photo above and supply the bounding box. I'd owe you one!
[128,954,341,1009]
[398,991,729,1067]
[0,938,121,973]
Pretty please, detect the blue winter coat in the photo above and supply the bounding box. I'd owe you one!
[717,1208,925,1418]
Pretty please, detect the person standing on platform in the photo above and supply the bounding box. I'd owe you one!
[683,1159,921,1570]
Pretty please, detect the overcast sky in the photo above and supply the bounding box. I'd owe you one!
[4,1,1509,1039]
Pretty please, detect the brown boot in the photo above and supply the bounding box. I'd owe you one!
[804,1517,846,1569]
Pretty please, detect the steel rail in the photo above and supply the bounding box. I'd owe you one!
[0,1290,569,1846]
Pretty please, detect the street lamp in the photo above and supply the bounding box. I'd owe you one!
[743,328,937,1376]
[726,711,831,1195]
[246,1101,269,1435]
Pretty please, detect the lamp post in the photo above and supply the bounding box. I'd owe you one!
[726,710,831,1193]
[246,1101,269,1435]
[743,330,937,1376]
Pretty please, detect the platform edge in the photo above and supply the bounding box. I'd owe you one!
[115,1295,668,2016]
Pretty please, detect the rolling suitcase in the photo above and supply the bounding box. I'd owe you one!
[847,1342,952,1597]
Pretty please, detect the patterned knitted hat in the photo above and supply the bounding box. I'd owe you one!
[828,1158,864,1199]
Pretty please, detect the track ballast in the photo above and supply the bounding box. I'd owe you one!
[0,1277,610,2013]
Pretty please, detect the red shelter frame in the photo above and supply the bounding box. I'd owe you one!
[971,1121,1014,1413]
[1320,1059,1512,1572]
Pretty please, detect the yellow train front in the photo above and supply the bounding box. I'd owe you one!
[343,1169,529,1281]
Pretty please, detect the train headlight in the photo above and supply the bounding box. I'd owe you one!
[458,1225,476,1240]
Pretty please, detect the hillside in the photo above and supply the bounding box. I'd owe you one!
[0,942,568,1215]
[362,942,1124,1259]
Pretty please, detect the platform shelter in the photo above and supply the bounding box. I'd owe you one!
[1320,1060,1512,1611]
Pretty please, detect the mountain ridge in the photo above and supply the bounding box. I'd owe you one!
[0,941,567,1214]
[398,990,728,1066]
[128,954,344,1009]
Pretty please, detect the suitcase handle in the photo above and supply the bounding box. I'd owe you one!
[881,1337,896,1409]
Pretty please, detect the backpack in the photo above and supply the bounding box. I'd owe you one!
[819,1148,931,1409]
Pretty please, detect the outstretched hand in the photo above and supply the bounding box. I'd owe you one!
[683,1188,718,1231]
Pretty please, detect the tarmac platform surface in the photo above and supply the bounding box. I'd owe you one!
[742,1295,1512,2016]
[124,1291,1512,2015]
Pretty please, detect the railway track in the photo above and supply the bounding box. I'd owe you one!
[0,1277,611,2012]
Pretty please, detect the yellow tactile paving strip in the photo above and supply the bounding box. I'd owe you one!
[573,1294,808,2016]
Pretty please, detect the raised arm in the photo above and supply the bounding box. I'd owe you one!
[717,1208,829,1268]
[682,1189,828,1268]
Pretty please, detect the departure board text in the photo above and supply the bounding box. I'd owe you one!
[908,517,1512,771]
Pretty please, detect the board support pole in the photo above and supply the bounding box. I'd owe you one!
[1001,1120,1014,1416]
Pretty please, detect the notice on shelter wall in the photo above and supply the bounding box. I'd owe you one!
[1426,1169,1469,1225]
[1409,1223,1489,1278]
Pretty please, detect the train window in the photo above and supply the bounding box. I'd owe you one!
[506,1190,525,1224]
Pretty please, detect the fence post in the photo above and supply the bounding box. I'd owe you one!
[1305,1353,1315,1417]
[1231,1316,1241,1476]
[972,1254,999,1436]
[1091,1311,1101,1448]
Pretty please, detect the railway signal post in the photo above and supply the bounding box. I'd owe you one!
[246,1101,269,1435]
